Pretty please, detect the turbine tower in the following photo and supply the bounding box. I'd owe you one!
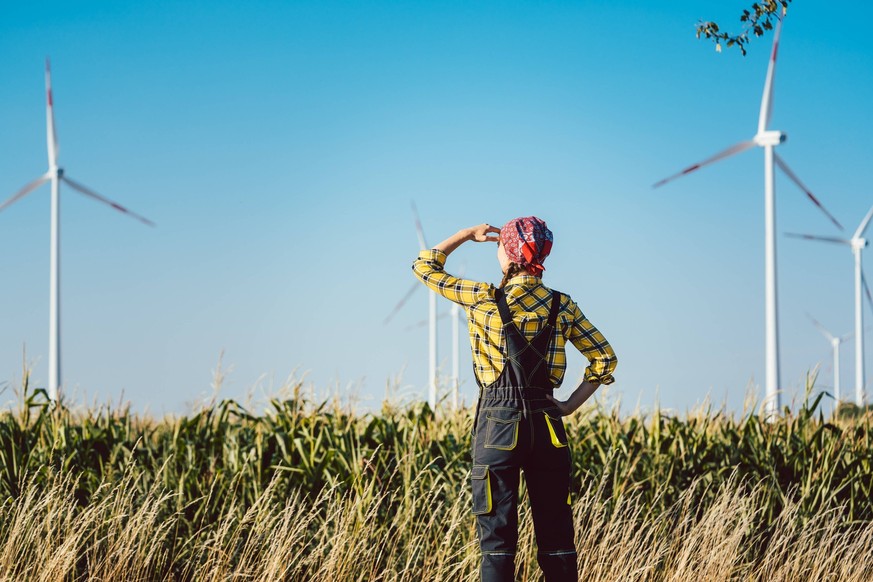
[383,203,439,408]
[451,301,460,410]
[0,59,154,402]
[448,261,467,410]
[653,17,842,416]
[411,205,439,409]
[788,205,873,406]
[401,306,461,410]
[808,314,852,404]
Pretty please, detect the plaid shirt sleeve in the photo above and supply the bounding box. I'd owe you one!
[411,249,492,307]
[563,296,617,385]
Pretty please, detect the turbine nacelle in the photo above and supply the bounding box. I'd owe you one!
[851,238,867,252]
[754,130,786,147]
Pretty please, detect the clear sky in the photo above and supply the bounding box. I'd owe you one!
[1,0,872,416]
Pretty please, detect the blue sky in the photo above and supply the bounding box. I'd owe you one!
[1,0,871,415]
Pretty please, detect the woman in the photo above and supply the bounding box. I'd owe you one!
[411,217,617,582]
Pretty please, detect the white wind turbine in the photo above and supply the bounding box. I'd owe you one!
[412,204,439,410]
[653,17,843,416]
[807,314,852,404]
[403,306,462,410]
[0,59,154,402]
[384,203,439,408]
[451,300,461,410]
[788,205,873,406]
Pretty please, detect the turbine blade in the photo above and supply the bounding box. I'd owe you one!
[806,313,835,341]
[411,201,428,250]
[45,58,58,167]
[0,174,50,213]
[758,17,783,134]
[853,204,873,240]
[652,140,756,189]
[384,281,420,325]
[404,311,449,332]
[784,232,852,245]
[61,176,155,227]
[773,154,844,231]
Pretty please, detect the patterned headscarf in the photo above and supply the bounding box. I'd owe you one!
[499,216,553,277]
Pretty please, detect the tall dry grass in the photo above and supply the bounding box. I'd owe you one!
[1,462,871,581]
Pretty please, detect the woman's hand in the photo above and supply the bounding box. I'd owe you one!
[546,395,576,417]
[467,224,500,243]
[546,380,601,417]
[435,224,500,255]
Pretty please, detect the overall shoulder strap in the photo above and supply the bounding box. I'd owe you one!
[547,290,561,327]
[494,288,514,326]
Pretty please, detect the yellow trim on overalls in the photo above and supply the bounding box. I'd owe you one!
[545,415,568,448]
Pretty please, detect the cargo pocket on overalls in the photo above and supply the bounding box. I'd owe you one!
[544,412,568,448]
[471,464,493,515]
[483,409,521,450]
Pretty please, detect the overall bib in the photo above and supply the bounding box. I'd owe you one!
[471,288,577,582]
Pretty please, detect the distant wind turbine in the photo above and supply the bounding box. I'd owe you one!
[788,205,873,406]
[451,301,460,410]
[384,203,438,408]
[807,314,852,404]
[400,266,466,411]
[411,203,439,409]
[653,17,842,416]
[0,59,154,402]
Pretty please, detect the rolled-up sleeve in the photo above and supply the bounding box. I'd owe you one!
[411,249,491,307]
[564,298,617,385]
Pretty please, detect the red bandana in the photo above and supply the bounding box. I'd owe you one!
[499,216,553,277]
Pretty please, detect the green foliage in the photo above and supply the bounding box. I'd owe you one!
[571,391,873,525]
[696,1,792,56]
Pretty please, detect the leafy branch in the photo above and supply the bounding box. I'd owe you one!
[696,0,792,56]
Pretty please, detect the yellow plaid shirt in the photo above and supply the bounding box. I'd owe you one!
[412,249,617,390]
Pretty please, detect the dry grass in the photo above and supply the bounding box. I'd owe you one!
[1,465,871,581]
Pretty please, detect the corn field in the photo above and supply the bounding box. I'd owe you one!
[0,373,871,581]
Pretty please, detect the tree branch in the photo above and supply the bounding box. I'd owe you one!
[696,0,791,56]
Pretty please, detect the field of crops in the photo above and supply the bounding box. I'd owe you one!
[0,375,871,581]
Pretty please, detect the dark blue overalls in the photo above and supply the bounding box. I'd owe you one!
[471,288,577,582]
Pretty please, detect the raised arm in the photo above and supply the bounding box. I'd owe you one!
[410,224,501,306]
[434,223,500,256]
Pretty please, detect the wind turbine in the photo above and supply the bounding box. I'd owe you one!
[446,261,467,410]
[788,205,873,406]
[411,204,439,409]
[403,305,462,410]
[0,59,154,403]
[451,300,461,410]
[807,314,852,404]
[653,17,842,416]
[384,203,438,408]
